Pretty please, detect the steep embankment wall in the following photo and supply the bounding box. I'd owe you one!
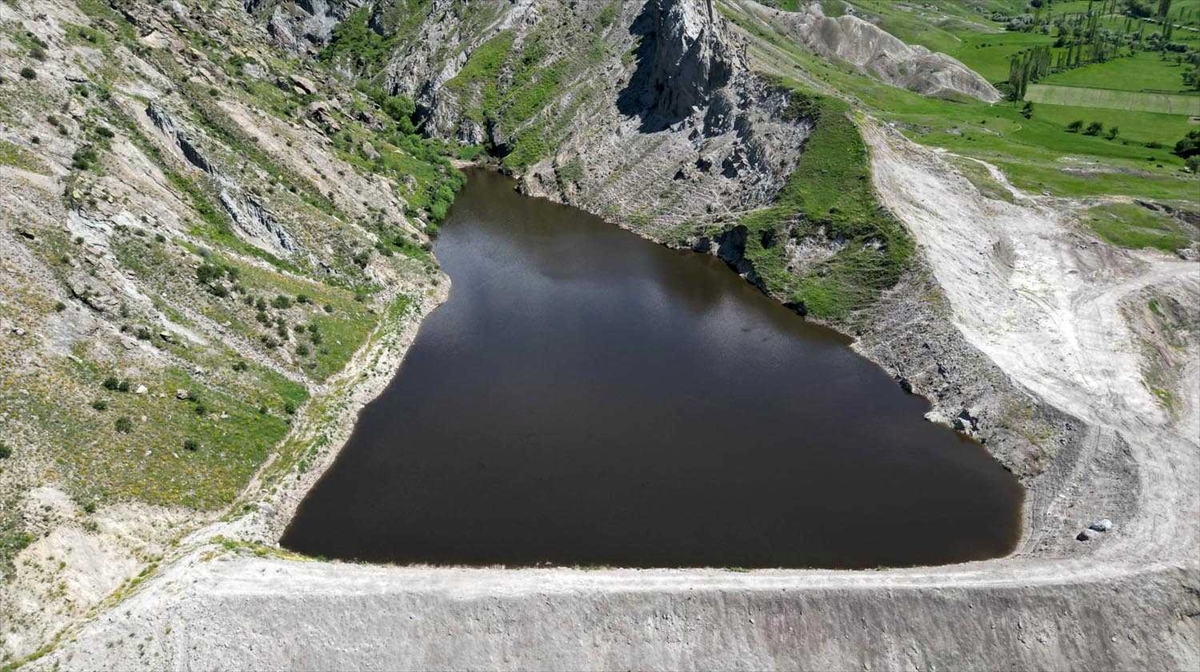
[27,555,1200,671]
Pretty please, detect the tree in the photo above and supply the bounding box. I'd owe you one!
[1067,119,1085,132]
[1187,156,1200,174]
[1084,121,1104,136]
[1106,126,1120,140]
[1174,130,1200,158]
[1184,67,1200,92]
[1021,101,1035,119]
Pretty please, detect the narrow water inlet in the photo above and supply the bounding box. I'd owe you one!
[281,168,1023,569]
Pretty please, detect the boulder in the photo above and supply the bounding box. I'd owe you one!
[289,74,318,96]
[1088,519,1113,532]
[175,389,190,400]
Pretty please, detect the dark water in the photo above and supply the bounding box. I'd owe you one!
[282,169,1023,569]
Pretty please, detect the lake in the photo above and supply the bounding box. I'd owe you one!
[281,168,1023,569]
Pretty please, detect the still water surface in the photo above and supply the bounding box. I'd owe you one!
[282,169,1022,568]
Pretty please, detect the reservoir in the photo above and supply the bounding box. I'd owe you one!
[281,169,1023,569]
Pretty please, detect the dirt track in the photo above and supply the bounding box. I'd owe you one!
[28,123,1200,671]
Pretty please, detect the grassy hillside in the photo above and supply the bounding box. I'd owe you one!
[721,0,1200,203]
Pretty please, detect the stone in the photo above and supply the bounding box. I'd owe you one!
[1076,529,1096,542]
[289,74,318,96]
[176,389,190,400]
[1088,519,1113,532]
[135,385,148,395]
[12,327,25,336]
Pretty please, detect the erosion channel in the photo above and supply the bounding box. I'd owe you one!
[282,168,1023,569]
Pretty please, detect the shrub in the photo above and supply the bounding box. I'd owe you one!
[183,438,200,451]
[271,295,292,310]
[1066,120,1084,133]
[102,376,120,390]
[284,401,297,415]
[1174,130,1200,159]
[194,402,208,416]
[91,399,108,411]
[114,416,133,433]
[0,442,11,459]
[1106,127,1120,141]
[136,327,152,340]
[95,126,115,139]
[232,360,248,372]
[71,146,99,171]
[1187,156,1200,174]
[19,66,36,80]
[54,301,66,312]
[196,263,224,284]
[296,293,310,304]
[296,343,310,357]
[1083,121,1103,137]
[82,501,96,513]
[323,303,334,313]
[117,380,131,393]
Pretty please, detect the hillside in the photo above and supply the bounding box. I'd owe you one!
[1,0,1198,669]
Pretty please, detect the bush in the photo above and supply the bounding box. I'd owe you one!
[19,66,36,80]
[102,376,120,390]
[1106,127,1120,141]
[136,327,152,340]
[91,399,108,411]
[54,301,66,312]
[296,293,310,304]
[117,380,131,393]
[196,263,225,284]
[1174,130,1200,159]
[1083,121,1104,136]
[1066,120,1084,133]
[271,295,292,310]
[284,401,297,415]
[183,438,200,451]
[114,416,133,433]
[323,303,334,313]
[0,442,11,459]
[1187,156,1200,174]
[232,360,248,372]
[71,145,99,171]
[296,343,310,357]
[194,402,209,416]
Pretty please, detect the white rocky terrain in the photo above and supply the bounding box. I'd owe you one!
[1,0,1197,669]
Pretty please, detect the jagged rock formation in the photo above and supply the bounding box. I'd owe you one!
[245,0,366,54]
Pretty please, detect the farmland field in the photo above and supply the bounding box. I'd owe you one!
[1025,84,1200,115]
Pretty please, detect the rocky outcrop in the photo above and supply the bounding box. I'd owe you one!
[645,0,736,122]
[145,102,297,257]
[249,0,366,54]
[750,1,1002,103]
